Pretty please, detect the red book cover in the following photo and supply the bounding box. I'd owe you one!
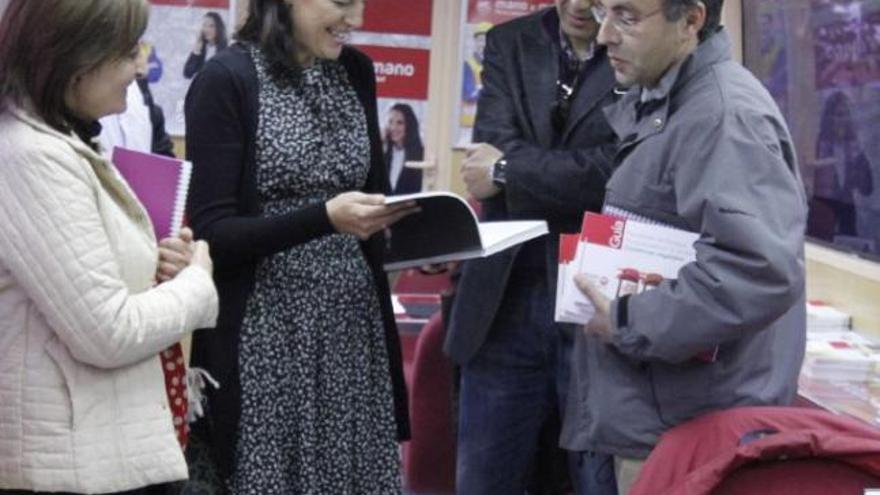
[559,233,579,264]
[580,212,626,249]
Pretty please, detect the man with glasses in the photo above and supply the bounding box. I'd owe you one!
[448,0,619,493]
[562,0,807,492]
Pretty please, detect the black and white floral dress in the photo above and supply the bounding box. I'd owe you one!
[229,46,400,495]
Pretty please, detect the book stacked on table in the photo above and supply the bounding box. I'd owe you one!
[802,333,880,382]
[806,300,852,334]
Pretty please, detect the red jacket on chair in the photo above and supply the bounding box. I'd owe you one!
[630,406,880,495]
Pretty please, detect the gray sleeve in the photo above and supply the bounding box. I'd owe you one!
[611,110,808,363]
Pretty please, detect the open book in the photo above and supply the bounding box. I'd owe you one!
[111,146,192,240]
[383,191,548,271]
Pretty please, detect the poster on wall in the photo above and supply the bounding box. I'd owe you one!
[352,0,433,193]
[747,0,791,116]
[744,0,880,257]
[813,0,880,89]
[142,0,236,136]
[455,0,554,147]
[809,0,880,255]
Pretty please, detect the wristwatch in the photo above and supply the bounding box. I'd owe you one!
[491,157,508,188]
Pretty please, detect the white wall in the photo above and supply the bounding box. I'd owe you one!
[721,0,743,62]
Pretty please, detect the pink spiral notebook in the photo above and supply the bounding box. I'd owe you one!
[111,147,192,240]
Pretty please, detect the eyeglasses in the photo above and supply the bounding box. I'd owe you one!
[590,4,665,34]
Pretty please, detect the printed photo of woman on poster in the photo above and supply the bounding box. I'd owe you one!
[184,11,229,79]
[141,0,234,136]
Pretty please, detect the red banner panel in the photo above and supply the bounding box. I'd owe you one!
[357,45,430,100]
[362,0,433,36]
[467,0,553,24]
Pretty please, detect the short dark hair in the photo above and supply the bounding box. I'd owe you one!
[663,0,724,42]
[236,0,303,83]
[0,0,149,132]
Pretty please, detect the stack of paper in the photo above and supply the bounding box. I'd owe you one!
[807,300,852,334]
[802,338,880,382]
[555,212,698,324]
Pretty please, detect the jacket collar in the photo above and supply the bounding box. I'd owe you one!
[643,27,730,104]
[640,58,684,105]
[5,100,156,241]
[6,100,108,164]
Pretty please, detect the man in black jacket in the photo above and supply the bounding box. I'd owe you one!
[447,0,619,493]
[98,42,174,158]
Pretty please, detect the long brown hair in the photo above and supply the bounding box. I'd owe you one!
[0,0,149,132]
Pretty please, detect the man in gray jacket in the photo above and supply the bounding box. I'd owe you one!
[561,0,808,493]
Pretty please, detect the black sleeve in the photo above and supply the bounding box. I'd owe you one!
[150,107,175,158]
[184,56,335,270]
[350,50,391,196]
[135,79,175,158]
[138,81,175,158]
[474,29,616,218]
[183,51,205,79]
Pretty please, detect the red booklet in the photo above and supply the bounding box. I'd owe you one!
[556,212,719,363]
[111,147,192,240]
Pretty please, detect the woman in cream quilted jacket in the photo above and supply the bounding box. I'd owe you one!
[0,1,219,493]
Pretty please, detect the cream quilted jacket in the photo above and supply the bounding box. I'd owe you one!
[0,104,218,493]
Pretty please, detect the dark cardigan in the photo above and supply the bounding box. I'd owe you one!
[184,43,410,477]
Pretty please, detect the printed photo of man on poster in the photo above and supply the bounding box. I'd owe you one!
[460,21,492,128]
[456,0,554,147]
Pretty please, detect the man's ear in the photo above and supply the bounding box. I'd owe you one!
[684,2,707,39]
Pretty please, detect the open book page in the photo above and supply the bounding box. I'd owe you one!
[384,191,482,270]
[382,220,547,270]
[382,191,548,270]
[477,221,549,257]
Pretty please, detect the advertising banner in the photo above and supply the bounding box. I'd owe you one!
[456,0,554,146]
[143,0,235,136]
[353,0,433,193]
